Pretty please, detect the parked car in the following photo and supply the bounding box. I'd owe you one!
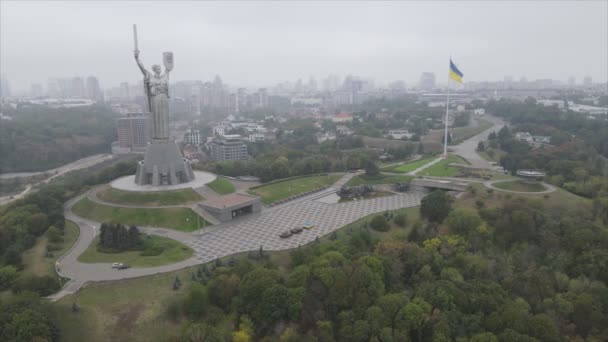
[290,227,303,234]
[111,262,121,269]
[279,230,292,238]
[118,264,130,270]
[302,221,315,229]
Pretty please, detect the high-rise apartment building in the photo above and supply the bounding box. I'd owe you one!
[86,76,103,102]
[116,113,151,152]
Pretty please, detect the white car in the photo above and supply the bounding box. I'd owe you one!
[111,262,121,269]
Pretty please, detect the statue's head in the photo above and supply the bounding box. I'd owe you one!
[152,64,161,75]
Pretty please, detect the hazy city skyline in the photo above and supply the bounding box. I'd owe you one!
[1,1,607,91]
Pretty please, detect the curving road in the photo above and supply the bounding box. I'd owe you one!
[450,115,504,170]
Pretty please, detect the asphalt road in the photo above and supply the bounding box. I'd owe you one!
[449,115,504,169]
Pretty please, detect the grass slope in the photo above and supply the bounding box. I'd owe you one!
[346,174,413,186]
[249,174,340,204]
[418,155,468,177]
[77,235,193,267]
[97,187,202,206]
[72,197,206,232]
[449,118,493,144]
[206,177,236,194]
[492,180,547,192]
[22,220,79,278]
[381,155,437,173]
[51,268,194,342]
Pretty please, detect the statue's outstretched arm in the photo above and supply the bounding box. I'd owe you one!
[134,51,149,78]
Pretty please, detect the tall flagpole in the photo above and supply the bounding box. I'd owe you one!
[443,61,451,158]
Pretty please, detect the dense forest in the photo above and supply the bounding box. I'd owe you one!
[163,189,607,341]
[0,104,117,173]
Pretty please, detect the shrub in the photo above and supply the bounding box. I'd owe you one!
[394,213,408,227]
[475,199,485,209]
[370,215,389,232]
[12,275,60,296]
[0,265,18,290]
[46,226,64,244]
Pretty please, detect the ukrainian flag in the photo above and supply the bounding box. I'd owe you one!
[449,59,464,83]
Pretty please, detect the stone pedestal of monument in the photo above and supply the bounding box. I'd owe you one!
[134,141,195,186]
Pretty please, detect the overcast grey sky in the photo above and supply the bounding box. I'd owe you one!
[1,1,607,91]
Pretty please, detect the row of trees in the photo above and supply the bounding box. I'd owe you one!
[98,223,142,252]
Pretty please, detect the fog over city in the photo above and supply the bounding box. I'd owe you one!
[1,1,607,90]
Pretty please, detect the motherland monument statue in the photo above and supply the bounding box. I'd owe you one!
[132,24,195,186]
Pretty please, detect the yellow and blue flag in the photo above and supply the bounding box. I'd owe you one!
[449,59,464,83]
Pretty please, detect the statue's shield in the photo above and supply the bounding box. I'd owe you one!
[163,52,174,71]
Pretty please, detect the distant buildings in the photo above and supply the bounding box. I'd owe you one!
[473,108,486,115]
[0,76,10,97]
[208,135,249,161]
[184,128,201,146]
[332,112,353,123]
[419,72,436,91]
[113,113,151,154]
[515,131,552,147]
[86,76,103,102]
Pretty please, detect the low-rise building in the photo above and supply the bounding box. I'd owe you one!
[473,108,485,115]
[515,132,534,144]
[199,193,262,222]
[332,112,353,123]
[387,130,413,140]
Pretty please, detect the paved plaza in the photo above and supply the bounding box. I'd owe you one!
[186,191,424,263]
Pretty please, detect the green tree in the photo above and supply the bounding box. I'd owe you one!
[370,215,389,232]
[0,265,17,290]
[445,208,482,236]
[420,190,452,223]
[393,213,408,227]
[365,160,380,176]
[183,283,208,318]
[470,332,499,342]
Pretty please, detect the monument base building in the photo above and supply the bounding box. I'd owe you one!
[135,141,195,186]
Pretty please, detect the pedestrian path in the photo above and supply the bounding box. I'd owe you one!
[407,157,443,176]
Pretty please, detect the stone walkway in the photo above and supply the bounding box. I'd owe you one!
[51,173,423,301]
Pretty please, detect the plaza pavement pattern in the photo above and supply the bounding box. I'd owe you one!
[186,190,424,263]
[50,173,423,301]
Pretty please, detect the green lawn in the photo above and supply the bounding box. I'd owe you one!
[77,235,193,267]
[449,118,493,144]
[249,174,341,204]
[97,187,202,206]
[72,197,206,232]
[346,174,413,186]
[21,220,80,278]
[380,155,438,173]
[206,177,236,194]
[492,180,547,192]
[418,155,468,177]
